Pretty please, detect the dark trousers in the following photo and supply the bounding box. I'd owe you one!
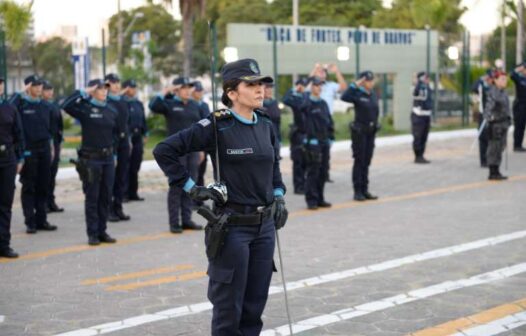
[127,135,144,198]
[411,113,431,157]
[207,215,275,336]
[167,152,199,227]
[478,115,489,165]
[0,163,16,249]
[513,101,526,149]
[20,149,51,229]
[304,143,329,207]
[47,141,61,206]
[351,130,376,193]
[112,143,130,212]
[487,123,509,166]
[290,130,306,193]
[83,158,114,238]
[197,153,207,187]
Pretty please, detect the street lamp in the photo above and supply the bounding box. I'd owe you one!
[337,46,350,61]
[223,47,239,63]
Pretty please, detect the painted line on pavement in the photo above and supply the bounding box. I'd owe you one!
[0,315,4,323]
[407,297,526,336]
[451,312,526,336]
[82,264,194,285]
[53,229,526,335]
[105,271,207,292]
[261,262,526,335]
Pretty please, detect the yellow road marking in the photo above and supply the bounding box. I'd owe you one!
[407,297,526,336]
[82,264,194,285]
[105,271,207,291]
[3,176,525,265]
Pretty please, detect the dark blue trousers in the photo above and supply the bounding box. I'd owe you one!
[167,152,199,227]
[207,216,275,336]
[0,163,16,249]
[83,158,114,238]
[47,141,61,206]
[351,130,375,193]
[127,135,144,198]
[112,142,130,212]
[411,113,431,157]
[513,100,526,149]
[20,148,51,229]
[305,143,329,207]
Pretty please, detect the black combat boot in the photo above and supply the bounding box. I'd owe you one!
[363,190,379,200]
[0,247,19,258]
[354,187,366,202]
[414,156,431,164]
[115,208,130,221]
[182,221,203,230]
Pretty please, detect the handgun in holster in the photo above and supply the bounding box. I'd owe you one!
[197,206,230,260]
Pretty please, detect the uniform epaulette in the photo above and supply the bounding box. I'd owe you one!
[213,109,233,120]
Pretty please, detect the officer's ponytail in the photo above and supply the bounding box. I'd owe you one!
[221,79,242,108]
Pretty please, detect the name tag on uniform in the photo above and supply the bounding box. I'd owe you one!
[172,107,184,112]
[23,109,36,114]
[227,148,254,155]
[90,114,103,118]
[360,97,369,102]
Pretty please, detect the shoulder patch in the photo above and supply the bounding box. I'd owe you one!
[213,109,233,120]
[198,118,211,127]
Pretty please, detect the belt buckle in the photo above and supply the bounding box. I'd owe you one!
[256,206,265,213]
[0,144,5,151]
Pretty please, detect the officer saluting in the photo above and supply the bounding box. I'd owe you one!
[510,63,526,152]
[42,80,65,212]
[283,77,309,194]
[301,76,334,210]
[484,70,512,180]
[62,79,121,245]
[411,71,433,164]
[9,75,57,233]
[149,77,205,233]
[472,69,494,167]
[0,77,24,258]
[341,71,380,201]
[105,73,131,222]
[122,79,147,202]
[153,58,288,335]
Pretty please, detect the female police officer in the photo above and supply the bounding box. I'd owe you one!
[154,58,288,336]
[341,71,380,201]
[62,79,122,245]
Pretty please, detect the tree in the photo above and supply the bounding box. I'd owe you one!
[31,37,74,97]
[0,0,34,83]
[179,0,206,76]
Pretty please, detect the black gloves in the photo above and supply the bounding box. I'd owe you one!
[188,185,224,204]
[273,195,288,230]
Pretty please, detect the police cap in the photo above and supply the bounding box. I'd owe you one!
[485,68,495,77]
[104,73,120,83]
[221,58,273,84]
[295,77,309,86]
[192,80,204,91]
[24,75,43,86]
[310,76,325,86]
[42,80,54,90]
[417,71,427,80]
[88,79,110,89]
[172,77,194,87]
[359,71,374,81]
[122,79,137,88]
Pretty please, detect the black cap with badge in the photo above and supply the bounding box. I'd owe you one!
[104,73,120,83]
[88,79,110,88]
[122,79,137,88]
[310,76,325,86]
[193,81,204,92]
[359,70,375,81]
[221,58,273,84]
[24,75,43,86]
[172,77,193,87]
[295,77,309,86]
[42,80,54,90]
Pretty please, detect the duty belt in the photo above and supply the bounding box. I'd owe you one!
[27,140,50,150]
[79,147,113,160]
[224,202,273,226]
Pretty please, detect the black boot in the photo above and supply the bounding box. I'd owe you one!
[354,187,366,201]
[170,225,183,234]
[108,210,120,222]
[37,222,58,231]
[363,190,379,200]
[99,232,117,243]
[47,201,64,213]
[182,221,203,230]
[414,156,431,164]
[488,165,507,180]
[115,208,130,221]
[0,247,19,258]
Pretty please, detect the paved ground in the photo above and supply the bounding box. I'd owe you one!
[1,133,526,336]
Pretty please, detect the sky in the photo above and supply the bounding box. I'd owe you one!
[18,0,501,47]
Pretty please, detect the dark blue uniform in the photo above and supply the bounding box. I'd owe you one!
[107,94,131,218]
[62,90,121,240]
[283,89,308,193]
[195,99,211,188]
[153,109,285,335]
[9,93,55,231]
[149,94,206,229]
[45,99,64,210]
[510,70,526,150]
[472,78,491,166]
[300,96,334,208]
[411,80,433,160]
[341,83,379,196]
[0,98,24,253]
[124,96,148,200]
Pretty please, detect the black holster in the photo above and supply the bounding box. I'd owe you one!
[198,206,230,260]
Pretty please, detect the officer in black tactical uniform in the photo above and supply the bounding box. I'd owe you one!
[341,71,380,202]
[42,80,65,212]
[149,77,206,233]
[472,69,494,167]
[192,81,211,191]
[9,75,58,233]
[153,58,287,336]
[283,77,309,194]
[484,70,512,180]
[0,77,24,258]
[300,77,334,210]
[510,63,526,152]
[105,73,131,222]
[411,71,433,164]
[122,79,147,202]
[62,79,121,245]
